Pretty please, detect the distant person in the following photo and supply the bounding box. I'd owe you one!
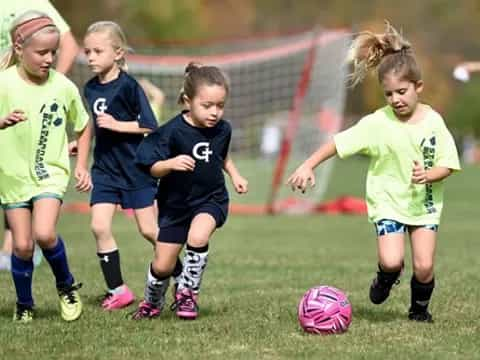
[131,62,248,320]
[83,21,170,311]
[453,61,480,82]
[287,22,460,323]
[0,11,91,322]
[138,78,166,124]
[0,0,80,271]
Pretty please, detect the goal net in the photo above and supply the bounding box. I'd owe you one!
[70,29,350,215]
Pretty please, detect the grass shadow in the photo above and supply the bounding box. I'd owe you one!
[353,304,404,322]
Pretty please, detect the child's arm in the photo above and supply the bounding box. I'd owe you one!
[96,113,153,134]
[223,156,248,194]
[460,61,480,73]
[0,110,27,129]
[287,140,337,192]
[74,122,92,192]
[150,155,196,178]
[411,161,453,184]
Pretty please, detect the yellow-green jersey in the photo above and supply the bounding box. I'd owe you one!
[0,0,70,53]
[0,66,89,204]
[334,105,460,225]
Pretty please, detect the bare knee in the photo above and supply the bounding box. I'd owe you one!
[34,229,56,248]
[138,224,157,244]
[12,239,34,259]
[379,257,404,272]
[187,232,209,248]
[91,219,112,242]
[413,261,434,282]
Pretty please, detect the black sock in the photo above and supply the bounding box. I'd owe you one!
[186,243,209,253]
[97,249,123,291]
[172,257,183,278]
[377,264,401,285]
[410,276,435,313]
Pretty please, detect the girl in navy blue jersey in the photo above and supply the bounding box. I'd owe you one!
[132,62,248,320]
[83,21,166,310]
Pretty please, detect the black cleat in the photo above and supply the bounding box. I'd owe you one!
[408,310,433,323]
[369,267,402,304]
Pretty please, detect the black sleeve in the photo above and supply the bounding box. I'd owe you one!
[135,127,172,171]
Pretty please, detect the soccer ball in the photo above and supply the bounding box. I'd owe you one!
[298,285,352,334]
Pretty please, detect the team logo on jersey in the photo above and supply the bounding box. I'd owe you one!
[420,135,437,214]
[35,99,66,180]
[193,142,213,163]
[93,98,108,115]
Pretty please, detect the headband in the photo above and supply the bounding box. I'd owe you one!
[12,16,55,45]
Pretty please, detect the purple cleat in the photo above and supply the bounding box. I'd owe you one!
[130,301,161,320]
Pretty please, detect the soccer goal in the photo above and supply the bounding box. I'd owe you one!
[71,29,351,215]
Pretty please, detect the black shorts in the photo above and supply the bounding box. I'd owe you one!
[158,202,227,244]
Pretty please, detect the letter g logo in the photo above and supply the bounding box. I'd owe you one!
[93,98,108,115]
[193,142,213,163]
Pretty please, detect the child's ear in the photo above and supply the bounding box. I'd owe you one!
[115,47,125,61]
[415,80,424,94]
[13,42,23,58]
[183,94,191,109]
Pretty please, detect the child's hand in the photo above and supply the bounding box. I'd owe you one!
[170,155,196,172]
[231,174,248,194]
[0,110,27,129]
[411,160,427,184]
[96,113,118,131]
[74,166,92,192]
[68,140,78,156]
[287,164,315,193]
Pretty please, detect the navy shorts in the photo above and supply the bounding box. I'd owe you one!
[158,202,227,245]
[375,219,438,236]
[90,183,156,209]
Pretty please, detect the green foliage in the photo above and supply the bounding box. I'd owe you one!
[446,79,480,137]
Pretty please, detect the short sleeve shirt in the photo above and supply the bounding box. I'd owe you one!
[84,71,158,190]
[334,105,460,225]
[0,66,89,203]
[136,113,231,226]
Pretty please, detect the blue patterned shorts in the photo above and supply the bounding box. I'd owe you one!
[375,219,438,236]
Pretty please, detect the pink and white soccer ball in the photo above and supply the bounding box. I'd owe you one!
[298,285,352,334]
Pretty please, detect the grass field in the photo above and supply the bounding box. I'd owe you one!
[0,157,479,360]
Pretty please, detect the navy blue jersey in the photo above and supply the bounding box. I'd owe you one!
[136,112,231,226]
[84,71,157,189]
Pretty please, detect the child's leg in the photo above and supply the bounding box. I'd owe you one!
[131,241,182,320]
[370,220,405,304]
[180,213,216,294]
[408,226,436,321]
[134,205,184,282]
[91,203,134,308]
[133,205,158,246]
[33,198,82,321]
[6,208,35,312]
[0,213,14,271]
[2,212,13,253]
[33,198,74,288]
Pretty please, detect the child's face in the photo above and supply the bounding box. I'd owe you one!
[381,71,423,120]
[185,84,227,128]
[84,32,123,75]
[17,31,59,81]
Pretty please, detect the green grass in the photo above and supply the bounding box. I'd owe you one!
[0,157,479,359]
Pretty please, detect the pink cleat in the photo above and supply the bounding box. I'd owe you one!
[130,301,161,320]
[171,288,198,320]
[102,286,135,310]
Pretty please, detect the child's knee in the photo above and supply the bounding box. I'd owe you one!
[91,219,112,239]
[413,261,434,282]
[138,224,157,243]
[33,229,56,248]
[12,242,34,259]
